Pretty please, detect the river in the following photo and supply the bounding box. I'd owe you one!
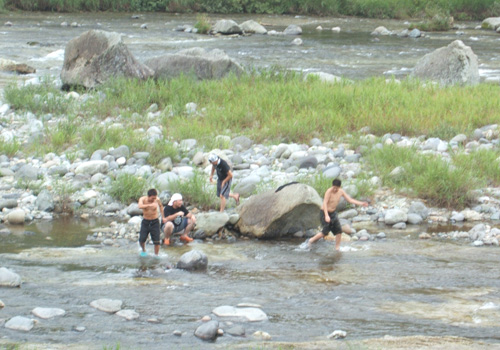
[1,11,500,350]
[1,12,500,89]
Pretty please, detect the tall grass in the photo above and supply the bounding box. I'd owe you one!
[108,173,147,204]
[365,145,481,208]
[453,149,500,186]
[166,170,218,210]
[0,138,21,157]
[5,75,500,152]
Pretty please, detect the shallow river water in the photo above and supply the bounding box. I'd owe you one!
[2,11,500,88]
[1,220,500,348]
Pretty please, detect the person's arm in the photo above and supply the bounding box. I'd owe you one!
[209,166,215,183]
[186,211,196,223]
[157,200,165,223]
[323,188,332,222]
[138,197,148,209]
[221,170,233,187]
[341,189,368,207]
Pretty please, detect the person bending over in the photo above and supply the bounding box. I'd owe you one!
[208,153,240,212]
[162,193,196,246]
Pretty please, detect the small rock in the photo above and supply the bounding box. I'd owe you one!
[327,330,347,339]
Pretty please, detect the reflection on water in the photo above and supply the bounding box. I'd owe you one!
[2,222,499,348]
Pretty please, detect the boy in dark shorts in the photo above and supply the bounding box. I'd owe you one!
[138,188,164,257]
[306,179,368,251]
[208,154,240,212]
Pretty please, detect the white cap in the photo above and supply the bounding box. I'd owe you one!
[168,193,182,206]
[208,154,219,162]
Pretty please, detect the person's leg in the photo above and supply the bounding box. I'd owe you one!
[308,232,325,245]
[179,218,193,243]
[151,221,161,256]
[184,218,195,235]
[335,233,342,251]
[219,194,226,212]
[342,224,352,234]
[139,220,149,253]
[229,192,240,205]
[163,222,174,245]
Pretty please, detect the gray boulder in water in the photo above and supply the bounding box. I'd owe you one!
[145,47,244,80]
[411,40,479,86]
[236,183,322,238]
[177,250,208,271]
[61,30,154,88]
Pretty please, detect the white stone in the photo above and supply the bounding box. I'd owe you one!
[116,309,139,320]
[32,307,66,319]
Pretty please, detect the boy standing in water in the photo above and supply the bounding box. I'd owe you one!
[138,188,164,257]
[306,179,368,251]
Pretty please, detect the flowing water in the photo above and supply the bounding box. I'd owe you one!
[0,11,500,349]
[1,220,500,348]
[1,12,500,89]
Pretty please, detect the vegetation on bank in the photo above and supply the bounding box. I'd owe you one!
[1,0,500,20]
[3,74,500,208]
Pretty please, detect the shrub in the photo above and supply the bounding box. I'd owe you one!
[166,170,217,210]
[0,138,21,157]
[108,173,148,204]
[194,13,211,34]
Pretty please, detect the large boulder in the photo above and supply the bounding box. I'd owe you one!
[0,267,22,287]
[481,17,500,30]
[195,212,229,237]
[145,48,244,80]
[177,250,208,271]
[212,19,242,35]
[60,30,154,88]
[411,40,479,86]
[240,20,267,34]
[236,183,322,238]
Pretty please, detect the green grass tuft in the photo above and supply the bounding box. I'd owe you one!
[108,173,148,204]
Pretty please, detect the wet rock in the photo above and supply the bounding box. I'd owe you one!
[227,325,246,336]
[407,213,423,225]
[212,19,242,35]
[212,305,268,322]
[6,209,26,225]
[411,40,479,86]
[145,47,243,80]
[409,201,429,219]
[252,330,271,340]
[90,298,123,313]
[177,250,208,271]
[194,320,219,341]
[240,20,267,34]
[328,330,347,339]
[0,267,22,287]
[236,183,322,238]
[291,38,303,45]
[5,316,35,331]
[419,232,431,239]
[196,212,230,236]
[173,330,182,336]
[35,190,55,212]
[116,309,139,320]
[284,25,302,35]
[0,198,18,210]
[231,135,253,151]
[61,30,154,88]
[0,300,4,308]
[371,26,391,35]
[384,208,407,225]
[32,307,66,319]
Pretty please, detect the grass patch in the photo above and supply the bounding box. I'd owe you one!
[453,149,500,186]
[108,173,148,204]
[365,145,480,208]
[194,13,211,34]
[166,170,217,210]
[0,138,21,157]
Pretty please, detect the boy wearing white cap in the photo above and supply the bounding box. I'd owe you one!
[162,193,196,245]
[208,154,240,212]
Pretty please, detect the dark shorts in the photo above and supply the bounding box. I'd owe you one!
[139,218,161,245]
[217,179,232,198]
[320,210,342,236]
[162,217,188,234]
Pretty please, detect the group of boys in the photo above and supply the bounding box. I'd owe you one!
[138,155,369,257]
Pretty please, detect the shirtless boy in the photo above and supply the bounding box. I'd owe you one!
[138,188,164,257]
[307,179,368,251]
